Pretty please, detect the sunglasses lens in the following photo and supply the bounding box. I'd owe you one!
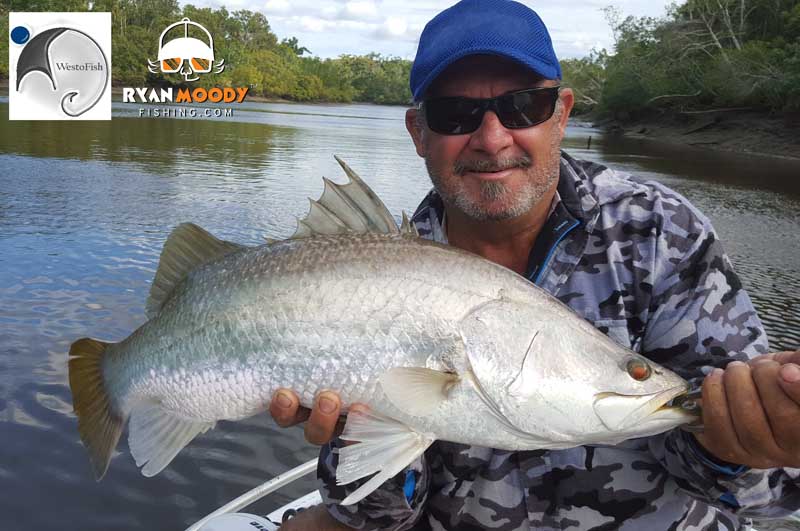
[191,58,211,72]
[498,89,558,128]
[424,88,559,135]
[162,58,182,72]
[426,99,484,135]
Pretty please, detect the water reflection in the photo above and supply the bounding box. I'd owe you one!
[593,131,800,197]
[0,103,291,180]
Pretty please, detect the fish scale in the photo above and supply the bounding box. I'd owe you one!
[114,236,470,417]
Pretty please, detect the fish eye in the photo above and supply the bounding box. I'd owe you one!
[626,359,651,381]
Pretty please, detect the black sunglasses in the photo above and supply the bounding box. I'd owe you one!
[421,86,561,135]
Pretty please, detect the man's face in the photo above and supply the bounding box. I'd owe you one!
[406,56,574,222]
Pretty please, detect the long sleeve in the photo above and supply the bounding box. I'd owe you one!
[651,429,800,517]
[317,437,430,530]
[640,182,800,516]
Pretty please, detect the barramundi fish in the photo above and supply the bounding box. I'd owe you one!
[69,157,698,504]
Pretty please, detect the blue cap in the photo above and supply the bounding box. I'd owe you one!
[410,0,561,101]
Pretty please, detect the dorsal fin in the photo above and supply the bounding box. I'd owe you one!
[291,156,416,238]
[401,211,419,237]
[146,223,245,318]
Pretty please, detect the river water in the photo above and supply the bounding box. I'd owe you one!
[0,99,798,530]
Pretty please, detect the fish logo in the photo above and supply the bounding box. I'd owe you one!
[148,18,225,83]
[9,12,111,120]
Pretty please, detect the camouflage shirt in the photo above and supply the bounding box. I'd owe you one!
[317,152,800,530]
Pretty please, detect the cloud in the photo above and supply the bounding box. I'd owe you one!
[375,16,405,37]
[295,15,372,33]
[299,15,329,32]
[263,0,291,14]
[341,1,379,20]
[187,0,674,59]
[319,1,382,22]
[372,16,423,43]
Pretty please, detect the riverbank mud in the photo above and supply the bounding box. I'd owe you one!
[595,111,800,161]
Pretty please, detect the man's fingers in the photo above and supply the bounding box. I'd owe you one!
[757,351,800,366]
[270,389,309,427]
[305,391,342,445]
[269,388,346,446]
[777,363,800,404]
[695,367,746,464]
[723,361,782,467]
[752,361,800,457]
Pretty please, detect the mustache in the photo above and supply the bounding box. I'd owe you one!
[454,156,532,175]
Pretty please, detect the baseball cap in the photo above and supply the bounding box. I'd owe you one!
[409,0,561,101]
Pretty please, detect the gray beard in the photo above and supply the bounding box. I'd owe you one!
[426,145,562,222]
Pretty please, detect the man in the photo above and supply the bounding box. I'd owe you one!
[271,1,800,529]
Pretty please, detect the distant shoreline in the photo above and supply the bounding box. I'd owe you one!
[1,80,405,106]
[588,110,800,162]
[108,85,295,105]
[107,85,409,106]
[4,79,798,161]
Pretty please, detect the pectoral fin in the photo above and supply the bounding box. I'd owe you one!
[337,408,434,505]
[379,367,459,417]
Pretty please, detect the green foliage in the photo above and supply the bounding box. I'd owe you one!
[299,57,356,101]
[293,74,324,101]
[590,0,800,117]
[1,0,411,104]
[281,36,310,56]
[252,49,298,97]
[787,3,800,40]
[561,51,607,115]
[330,53,412,104]
[0,4,8,78]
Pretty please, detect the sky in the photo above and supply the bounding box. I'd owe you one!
[189,0,675,60]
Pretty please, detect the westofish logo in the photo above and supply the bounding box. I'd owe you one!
[55,62,105,71]
[9,12,111,120]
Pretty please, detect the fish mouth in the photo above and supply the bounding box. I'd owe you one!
[593,385,693,431]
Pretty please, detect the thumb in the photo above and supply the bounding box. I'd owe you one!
[777,363,800,404]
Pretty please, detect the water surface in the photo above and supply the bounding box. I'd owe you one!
[1,100,798,530]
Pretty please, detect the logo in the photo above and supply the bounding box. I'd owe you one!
[148,18,225,83]
[9,12,111,120]
[122,16,247,118]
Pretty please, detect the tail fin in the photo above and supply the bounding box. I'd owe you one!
[68,338,123,480]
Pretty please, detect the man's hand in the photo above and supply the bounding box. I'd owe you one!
[269,388,344,445]
[693,350,800,469]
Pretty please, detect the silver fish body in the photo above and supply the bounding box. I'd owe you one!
[108,232,686,447]
[69,158,696,503]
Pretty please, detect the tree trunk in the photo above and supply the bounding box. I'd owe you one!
[700,11,732,62]
[716,0,743,50]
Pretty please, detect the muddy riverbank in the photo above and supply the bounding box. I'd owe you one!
[593,110,800,161]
